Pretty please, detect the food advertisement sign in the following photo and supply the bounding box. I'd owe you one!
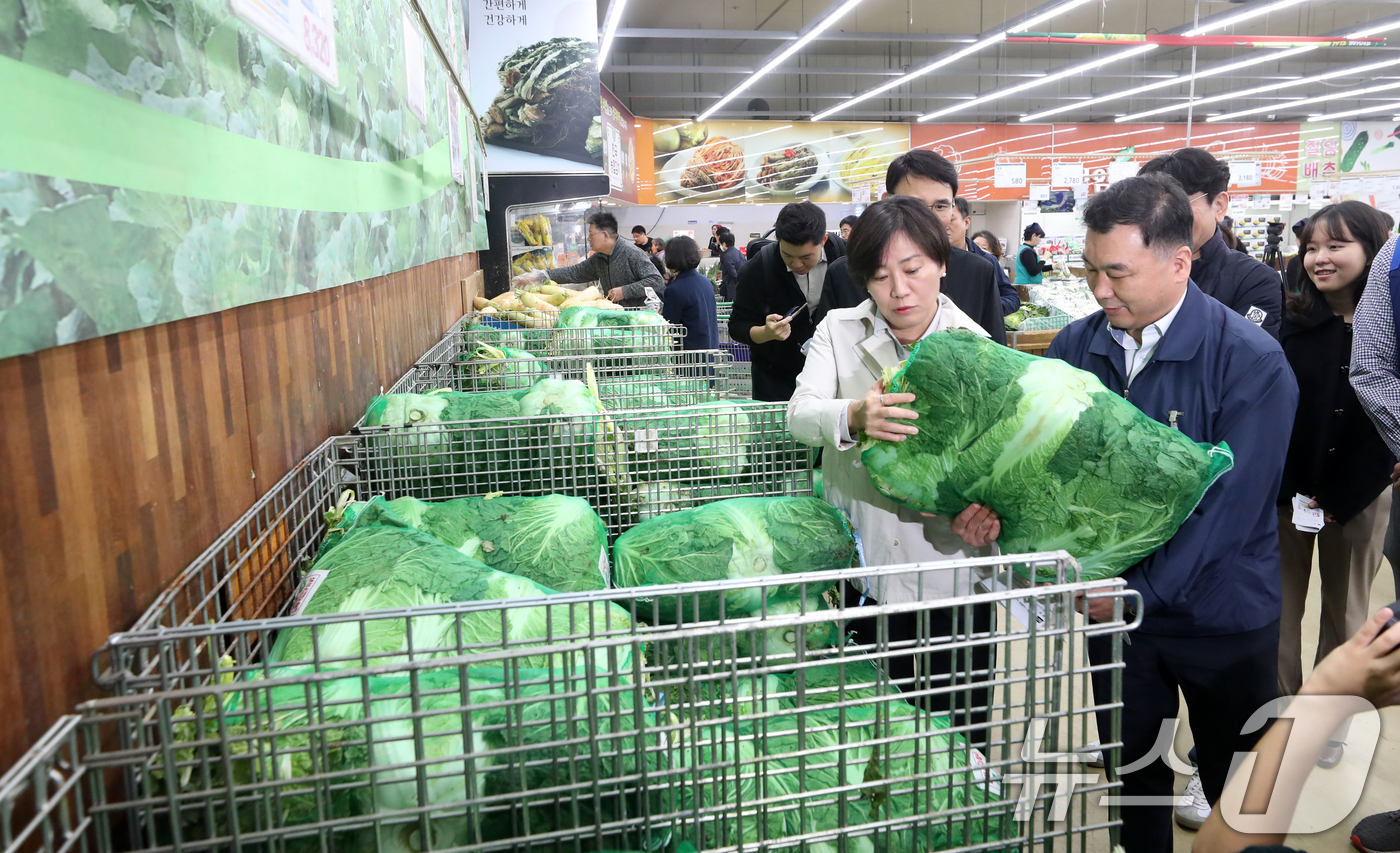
[1297,121,1400,195]
[468,0,603,173]
[600,85,637,203]
[649,120,909,205]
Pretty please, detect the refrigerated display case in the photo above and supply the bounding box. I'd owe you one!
[480,173,610,296]
[506,198,602,278]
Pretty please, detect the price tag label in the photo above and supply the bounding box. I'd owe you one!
[993,162,1027,189]
[632,429,660,454]
[1279,193,1294,211]
[1107,160,1137,184]
[403,11,427,123]
[231,0,339,85]
[1029,184,1051,201]
[1051,162,1084,187]
[1340,178,1363,197]
[1229,161,1261,188]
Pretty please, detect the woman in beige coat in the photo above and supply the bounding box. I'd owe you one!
[787,196,1001,744]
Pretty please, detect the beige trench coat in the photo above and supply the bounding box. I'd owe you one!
[787,295,995,603]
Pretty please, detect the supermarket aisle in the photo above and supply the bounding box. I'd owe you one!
[1170,561,1400,853]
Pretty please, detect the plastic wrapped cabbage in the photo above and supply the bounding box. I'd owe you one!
[613,399,791,483]
[612,496,855,621]
[271,523,632,671]
[551,305,675,354]
[322,494,611,591]
[456,342,543,390]
[861,330,1234,580]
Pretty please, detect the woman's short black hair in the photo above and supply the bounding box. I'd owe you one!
[1023,222,1045,241]
[1289,200,1393,319]
[664,235,701,273]
[971,230,1003,258]
[846,196,950,288]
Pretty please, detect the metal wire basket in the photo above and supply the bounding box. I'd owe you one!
[446,312,687,357]
[97,398,813,694]
[20,556,1137,853]
[374,349,736,415]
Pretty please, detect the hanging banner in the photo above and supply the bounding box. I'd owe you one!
[1051,162,1085,186]
[600,85,638,203]
[647,120,909,205]
[993,162,1027,188]
[469,0,602,173]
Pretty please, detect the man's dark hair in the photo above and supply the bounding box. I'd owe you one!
[587,211,619,237]
[664,235,701,273]
[715,227,735,249]
[631,225,647,236]
[846,196,951,289]
[1290,200,1393,318]
[1080,173,1194,258]
[954,197,971,219]
[1137,147,1232,201]
[839,214,859,230]
[885,149,959,196]
[774,201,827,246]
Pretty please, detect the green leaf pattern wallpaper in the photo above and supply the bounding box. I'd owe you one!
[0,0,488,359]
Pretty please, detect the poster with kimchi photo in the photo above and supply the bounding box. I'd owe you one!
[650,120,909,205]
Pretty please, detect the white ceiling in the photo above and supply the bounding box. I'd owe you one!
[596,0,1400,124]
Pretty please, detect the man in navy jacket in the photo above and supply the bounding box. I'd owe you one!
[1138,147,1283,339]
[1044,174,1297,853]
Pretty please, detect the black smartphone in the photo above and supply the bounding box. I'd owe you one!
[782,303,808,321]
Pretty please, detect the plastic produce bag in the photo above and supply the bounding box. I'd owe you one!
[322,494,611,591]
[612,497,855,622]
[861,330,1234,580]
[271,523,632,671]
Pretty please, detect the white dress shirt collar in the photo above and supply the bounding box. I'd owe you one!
[1108,287,1188,385]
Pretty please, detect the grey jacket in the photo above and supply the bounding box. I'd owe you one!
[548,238,665,307]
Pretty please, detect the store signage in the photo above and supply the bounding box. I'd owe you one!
[1050,162,1084,186]
[230,0,339,85]
[993,162,1028,188]
[1029,184,1051,201]
[1229,161,1261,188]
[1106,160,1137,184]
[1279,193,1293,211]
[1340,177,1363,197]
[1364,177,1383,197]
[600,86,637,203]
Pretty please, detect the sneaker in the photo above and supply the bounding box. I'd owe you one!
[1352,809,1400,853]
[1317,740,1344,769]
[1174,769,1211,831]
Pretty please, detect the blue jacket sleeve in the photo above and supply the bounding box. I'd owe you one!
[1120,350,1298,616]
[996,270,1021,315]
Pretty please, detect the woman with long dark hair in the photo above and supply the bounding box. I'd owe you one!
[1014,223,1053,284]
[1276,201,1396,767]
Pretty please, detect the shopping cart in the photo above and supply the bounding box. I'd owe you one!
[21,556,1136,853]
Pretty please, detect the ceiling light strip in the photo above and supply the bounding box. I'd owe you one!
[1115,56,1400,121]
[597,0,630,69]
[1309,100,1400,121]
[1208,79,1400,120]
[697,0,867,122]
[808,0,1098,122]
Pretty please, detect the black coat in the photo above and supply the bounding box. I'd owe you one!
[1190,227,1283,340]
[1277,305,1395,523]
[728,237,857,401]
[823,248,1008,348]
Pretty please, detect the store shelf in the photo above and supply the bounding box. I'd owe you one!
[510,243,560,256]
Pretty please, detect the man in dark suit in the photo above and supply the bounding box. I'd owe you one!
[824,150,1007,345]
[729,202,856,401]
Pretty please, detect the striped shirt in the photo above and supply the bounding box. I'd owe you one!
[1350,236,1400,457]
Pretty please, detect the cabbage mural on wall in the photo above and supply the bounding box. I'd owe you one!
[0,0,489,359]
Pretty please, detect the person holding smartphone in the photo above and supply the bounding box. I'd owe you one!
[729,202,859,401]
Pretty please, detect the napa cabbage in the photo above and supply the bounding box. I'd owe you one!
[860,330,1234,580]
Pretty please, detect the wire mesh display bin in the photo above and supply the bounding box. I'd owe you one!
[444,312,686,357]
[377,349,736,412]
[716,301,734,344]
[350,401,813,534]
[27,556,1138,853]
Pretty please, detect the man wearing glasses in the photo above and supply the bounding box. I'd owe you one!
[1138,148,1283,340]
[824,150,1007,344]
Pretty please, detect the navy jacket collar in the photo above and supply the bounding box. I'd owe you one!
[1193,227,1229,269]
[1086,281,1209,367]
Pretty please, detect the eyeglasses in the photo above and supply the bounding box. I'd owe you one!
[929,201,956,213]
[1187,192,1210,206]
